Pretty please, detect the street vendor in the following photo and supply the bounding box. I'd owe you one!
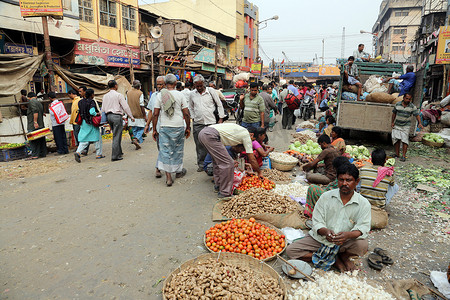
[353,44,371,62]
[359,148,399,208]
[343,56,362,101]
[302,134,340,185]
[330,126,346,155]
[287,163,371,272]
[198,123,261,198]
[26,92,47,159]
[383,65,416,96]
[391,93,423,161]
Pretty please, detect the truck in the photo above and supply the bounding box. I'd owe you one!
[335,61,407,133]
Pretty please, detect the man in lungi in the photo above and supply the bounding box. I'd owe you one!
[391,93,423,161]
[286,164,371,272]
[198,123,261,198]
[343,56,363,101]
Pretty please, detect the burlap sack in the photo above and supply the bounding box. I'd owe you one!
[366,92,396,104]
[343,84,359,94]
[371,206,388,229]
[384,279,430,300]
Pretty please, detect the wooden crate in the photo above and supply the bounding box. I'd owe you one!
[0,146,28,162]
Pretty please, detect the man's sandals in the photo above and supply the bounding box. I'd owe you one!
[367,248,394,270]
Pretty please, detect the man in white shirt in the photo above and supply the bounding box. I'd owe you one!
[189,75,226,172]
[48,91,69,155]
[353,44,370,62]
[181,81,192,106]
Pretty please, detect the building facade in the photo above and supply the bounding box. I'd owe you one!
[372,0,422,63]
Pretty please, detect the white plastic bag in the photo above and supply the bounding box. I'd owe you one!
[294,109,302,118]
[430,271,450,298]
[281,227,305,244]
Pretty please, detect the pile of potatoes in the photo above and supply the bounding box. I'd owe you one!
[164,258,284,299]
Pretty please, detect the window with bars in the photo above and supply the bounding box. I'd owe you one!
[100,0,116,27]
[393,28,407,35]
[392,44,405,51]
[122,5,136,31]
[78,0,93,23]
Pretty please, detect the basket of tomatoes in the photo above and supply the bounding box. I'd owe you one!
[235,175,275,193]
[204,218,286,261]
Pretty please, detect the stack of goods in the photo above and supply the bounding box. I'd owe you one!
[289,140,322,156]
[289,270,395,300]
[26,128,51,141]
[236,175,275,191]
[221,188,300,218]
[345,145,370,161]
[270,152,299,171]
[262,168,292,182]
[284,150,314,164]
[272,182,309,198]
[297,121,316,129]
[0,143,25,149]
[291,130,317,144]
[164,255,285,299]
[204,218,286,260]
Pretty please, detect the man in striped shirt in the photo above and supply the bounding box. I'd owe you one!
[391,93,423,161]
[359,149,398,208]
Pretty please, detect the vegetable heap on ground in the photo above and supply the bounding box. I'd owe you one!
[0,143,25,149]
[262,169,292,182]
[345,145,370,161]
[164,258,284,299]
[270,152,299,164]
[423,133,445,144]
[288,270,395,300]
[290,130,317,144]
[222,188,300,218]
[236,175,275,191]
[289,140,322,156]
[284,150,314,164]
[397,165,450,189]
[205,218,286,260]
[272,182,309,198]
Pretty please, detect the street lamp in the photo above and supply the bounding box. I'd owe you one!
[256,15,279,66]
[360,29,379,57]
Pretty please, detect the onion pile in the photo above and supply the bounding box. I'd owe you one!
[272,182,309,198]
[270,152,299,163]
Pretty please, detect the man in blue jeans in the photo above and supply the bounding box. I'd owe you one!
[239,82,265,130]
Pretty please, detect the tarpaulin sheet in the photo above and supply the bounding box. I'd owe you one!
[0,54,44,97]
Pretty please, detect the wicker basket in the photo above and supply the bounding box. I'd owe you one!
[430,122,443,133]
[203,220,286,261]
[270,154,298,172]
[163,252,287,300]
[422,139,444,148]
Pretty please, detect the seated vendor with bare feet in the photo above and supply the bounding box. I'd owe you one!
[286,164,371,272]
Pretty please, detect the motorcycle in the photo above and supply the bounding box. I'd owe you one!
[300,95,316,121]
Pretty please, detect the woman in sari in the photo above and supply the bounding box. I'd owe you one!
[74,89,104,162]
[330,126,346,155]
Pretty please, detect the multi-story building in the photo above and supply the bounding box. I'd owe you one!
[140,0,259,70]
[372,0,422,63]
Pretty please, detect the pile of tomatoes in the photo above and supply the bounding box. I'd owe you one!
[236,175,275,191]
[205,218,286,260]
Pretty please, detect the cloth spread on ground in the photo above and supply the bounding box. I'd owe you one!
[312,244,340,271]
[0,54,44,97]
[160,88,176,117]
[373,166,394,187]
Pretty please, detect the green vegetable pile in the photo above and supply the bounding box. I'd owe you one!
[385,158,395,166]
[0,143,25,149]
[345,145,370,161]
[423,133,444,144]
[289,140,321,155]
[397,165,450,189]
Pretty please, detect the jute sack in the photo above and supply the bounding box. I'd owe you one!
[343,84,359,94]
[365,92,396,104]
[371,206,388,229]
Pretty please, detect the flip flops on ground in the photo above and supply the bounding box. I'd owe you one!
[368,253,384,270]
[374,247,394,264]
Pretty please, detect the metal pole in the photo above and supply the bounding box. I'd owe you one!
[214,44,218,82]
[150,37,155,92]
[322,39,325,66]
[41,16,56,92]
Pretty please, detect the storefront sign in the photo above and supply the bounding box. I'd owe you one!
[193,29,216,44]
[74,40,140,68]
[238,66,250,72]
[194,48,215,64]
[436,26,450,64]
[251,63,262,74]
[201,63,225,74]
[318,66,340,76]
[225,72,233,81]
[4,42,34,55]
[19,0,63,17]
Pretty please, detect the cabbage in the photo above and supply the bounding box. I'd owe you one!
[294,141,301,147]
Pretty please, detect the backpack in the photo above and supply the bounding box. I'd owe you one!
[284,92,301,110]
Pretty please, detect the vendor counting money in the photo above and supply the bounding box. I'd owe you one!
[287,163,371,272]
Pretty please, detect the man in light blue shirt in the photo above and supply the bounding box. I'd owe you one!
[287,80,299,97]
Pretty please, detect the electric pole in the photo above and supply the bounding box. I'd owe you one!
[341,27,345,58]
[42,16,56,92]
[322,39,325,66]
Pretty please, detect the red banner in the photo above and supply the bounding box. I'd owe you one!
[74,40,140,68]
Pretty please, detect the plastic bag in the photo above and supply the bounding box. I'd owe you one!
[261,157,271,170]
[232,169,245,190]
[294,109,302,118]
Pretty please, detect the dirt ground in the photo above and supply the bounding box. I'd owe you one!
[0,119,449,299]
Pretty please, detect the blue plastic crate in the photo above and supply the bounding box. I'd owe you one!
[0,146,28,162]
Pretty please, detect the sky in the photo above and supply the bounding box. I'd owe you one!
[252,0,384,65]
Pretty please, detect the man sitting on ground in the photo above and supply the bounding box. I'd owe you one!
[287,164,371,272]
[302,134,340,185]
[383,65,416,96]
[359,148,399,208]
[343,56,363,101]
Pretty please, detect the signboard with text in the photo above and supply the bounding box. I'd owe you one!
[19,0,63,17]
[201,63,225,74]
[194,48,215,64]
[4,42,35,55]
[251,62,262,74]
[436,26,450,64]
[74,40,140,68]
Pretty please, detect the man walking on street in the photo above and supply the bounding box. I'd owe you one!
[239,82,265,130]
[26,92,47,159]
[391,93,423,161]
[260,84,278,130]
[102,80,135,161]
[48,92,69,155]
[280,84,294,129]
[68,89,81,146]
[126,80,146,150]
[190,75,226,172]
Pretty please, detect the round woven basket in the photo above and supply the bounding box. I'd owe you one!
[162,252,287,300]
[422,139,444,148]
[270,154,298,172]
[203,220,286,262]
